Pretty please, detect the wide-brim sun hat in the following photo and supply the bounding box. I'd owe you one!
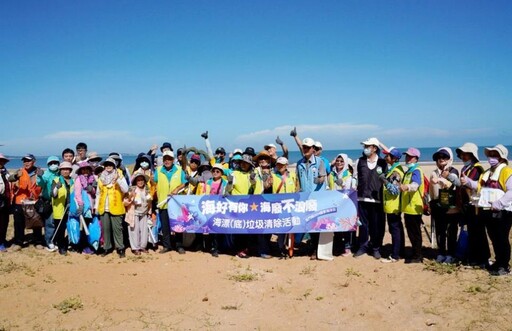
[240,154,255,167]
[0,153,10,163]
[46,155,60,165]
[160,142,173,152]
[253,150,271,162]
[86,151,102,162]
[485,144,508,161]
[243,147,256,157]
[432,148,452,161]
[77,161,92,172]
[131,171,149,185]
[456,142,479,161]
[211,164,225,174]
[136,154,151,163]
[102,157,117,167]
[198,161,212,172]
[59,161,73,170]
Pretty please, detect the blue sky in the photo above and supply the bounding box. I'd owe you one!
[1,1,511,156]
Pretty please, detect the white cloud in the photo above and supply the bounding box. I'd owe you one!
[44,130,131,140]
[237,123,378,141]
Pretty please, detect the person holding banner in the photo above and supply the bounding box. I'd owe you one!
[273,157,299,258]
[329,153,357,257]
[225,154,256,258]
[253,150,275,258]
[204,163,229,257]
[154,151,187,254]
[296,138,327,259]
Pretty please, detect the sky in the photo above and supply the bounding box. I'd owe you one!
[1,1,511,156]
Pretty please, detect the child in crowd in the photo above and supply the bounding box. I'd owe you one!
[124,171,152,255]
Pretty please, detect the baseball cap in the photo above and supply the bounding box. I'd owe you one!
[383,147,401,160]
[403,147,421,158]
[361,137,381,147]
[276,157,288,165]
[22,154,36,162]
[264,143,277,150]
[162,150,175,159]
[302,138,315,147]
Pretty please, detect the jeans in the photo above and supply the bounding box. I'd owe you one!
[44,213,55,247]
[387,213,405,259]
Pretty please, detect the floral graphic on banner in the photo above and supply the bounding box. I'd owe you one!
[167,190,359,234]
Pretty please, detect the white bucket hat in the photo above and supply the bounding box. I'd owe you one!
[484,144,508,160]
[456,142,479,161]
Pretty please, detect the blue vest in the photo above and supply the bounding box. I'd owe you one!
[296,155,326,192]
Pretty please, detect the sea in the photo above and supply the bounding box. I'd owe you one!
[4,146,510,170]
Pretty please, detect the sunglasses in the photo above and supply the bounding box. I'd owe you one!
[212,169,223,173]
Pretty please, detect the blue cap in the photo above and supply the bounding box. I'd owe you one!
[384,147,401,160]
[46,156,60,165]
[22,154,36,161]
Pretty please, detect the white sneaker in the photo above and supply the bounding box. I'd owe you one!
[381,257,398,263]
[46,244,57,252]
[436,255,446,263]
[444,255,456,264]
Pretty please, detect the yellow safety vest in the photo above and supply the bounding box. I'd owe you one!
[477,164,512,193]
[52,177,74,220]
[383,165,405,214]
[156,165,184,208]
[272,171,297,193]
[401,167,424,215]
[97,178,125,216]
[232,170,252,195]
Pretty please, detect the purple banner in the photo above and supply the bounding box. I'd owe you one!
[167,189,359,234]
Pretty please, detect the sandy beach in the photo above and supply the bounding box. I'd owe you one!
[1,162,512,330]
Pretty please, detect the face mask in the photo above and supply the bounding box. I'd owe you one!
[463,160,472,167]
[49,164,59,172]
[89,161,99,168]
[363,148,372,157]
[488,157,500,167]
[408,162,417,168]
[140,161,149,169]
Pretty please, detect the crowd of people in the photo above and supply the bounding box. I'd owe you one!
[0,129,511,276]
